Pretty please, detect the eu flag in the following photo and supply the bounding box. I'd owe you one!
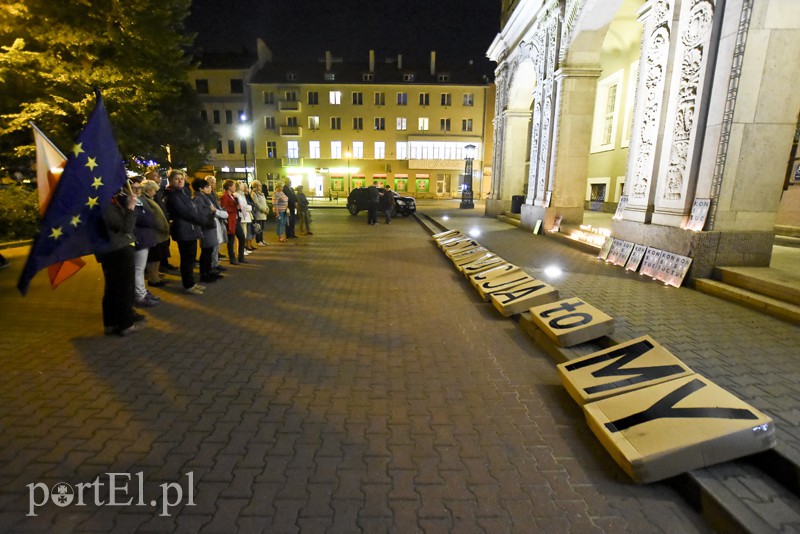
[17,93,129,295]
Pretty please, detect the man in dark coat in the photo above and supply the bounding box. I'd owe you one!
[163,170,208,294]
[367,181,380,225]
[283,181,299,238]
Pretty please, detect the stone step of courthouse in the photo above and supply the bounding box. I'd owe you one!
[715,266,800,306]
[774,234,800,248]
[695,278,800,325]
[497,211,522,227]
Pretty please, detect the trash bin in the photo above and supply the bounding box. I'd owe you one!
[510,195,524,214]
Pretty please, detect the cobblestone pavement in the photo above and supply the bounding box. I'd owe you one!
[0,206,712,532]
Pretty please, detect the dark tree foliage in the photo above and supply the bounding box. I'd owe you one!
[0,0,216,174]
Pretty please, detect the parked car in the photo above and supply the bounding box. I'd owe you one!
[346,187,416,217]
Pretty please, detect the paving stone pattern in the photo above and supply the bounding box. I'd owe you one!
[0,207,711,532]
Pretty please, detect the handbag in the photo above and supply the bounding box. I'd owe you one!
[253,222,262,234]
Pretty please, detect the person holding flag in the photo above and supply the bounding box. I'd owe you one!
[17,92,136,335]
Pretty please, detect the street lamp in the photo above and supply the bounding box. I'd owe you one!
[460,144,476,209]
[238,115,252,183]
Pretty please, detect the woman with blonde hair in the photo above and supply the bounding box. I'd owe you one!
[250,180,269,246]
[272,179,289,242]
[235,181,255,253]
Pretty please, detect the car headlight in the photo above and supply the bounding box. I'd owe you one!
[396,200,405,205]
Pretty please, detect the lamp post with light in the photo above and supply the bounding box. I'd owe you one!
[460,144,476,209]
[238,115,252,183]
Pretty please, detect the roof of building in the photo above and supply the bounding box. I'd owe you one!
[249,55,489,86]
[193,49,257,70]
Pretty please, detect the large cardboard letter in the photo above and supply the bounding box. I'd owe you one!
[476,272,533,302]
[490,279,559,317]
[529,298,613,347]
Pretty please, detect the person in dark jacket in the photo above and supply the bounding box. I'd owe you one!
[130,177,160,307]
[148,170,178,274]
[97,185,139,336]
[367,181,380,225]
[163,170,207,294]
[192,178,223,284]
[381,184,394,225]
[283,181,299,238]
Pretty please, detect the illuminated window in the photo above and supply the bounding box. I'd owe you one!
[329,91,342,105]
[418,117,429,131]
[353,141,363,158]
[396,118,407,131]
[591,70,623,152]
[330,117,341,130]
[287,141,299,158]
[353,117,363,130]
[309,141,320,159]
[374,117,385,131]
[463,93,474,106]
[374,142,385,159]
[396,142,408,159]
[331,141,342,159]
[308,116,319,130]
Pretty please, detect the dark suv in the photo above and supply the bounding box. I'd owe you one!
[346,187,416,217]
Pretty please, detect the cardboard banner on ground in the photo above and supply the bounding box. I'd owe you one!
[460,255,506,276]
[445,240,481,259]
[433,229,460,241]
[557,336,694,405]
[528,298,614,347]
[469,264,520,288]
[608,240,634,267]
[639,248,663,278]
[598,237,614,261]
[452,248,490,266]
[490,279,559,317]
[476,272,533,302]
[625,244,648,272]
[654,252,692,288]
[584,374,776,483]
[435,233,465,246]
[440,236,473,250]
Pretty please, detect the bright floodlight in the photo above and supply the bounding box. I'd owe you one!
[543,265,563,278]
[468,228,481,238]
[237,124,251,138]
[442,215,449,221]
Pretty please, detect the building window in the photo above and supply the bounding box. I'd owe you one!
[308,91,319,105]
[353,117,363,130]
[324,72,335,81]
[374,117,385,131]
[591,70,624,152]
[266,141,277,158]
[374,142,385,159]
[213,110,220,124]
[396,117,407,131]
[349,92,362,106]
[419,93,429,106]
[216,140,222,154]
[309,141,320,159]
[438,74,449,82]
[263,92,275,105]
[230,79,244,93]
[287,116,298,127]
[285,91,297,102]
[461,118,473,132]
[308,116,319,130]
[240,140,247,154]
[440,93,451,106]
[397,92,408,106]
[396,142,408,160]
[403,74,415,82]
[331,141,342,159]
[374,92,385,106]
[362,73,374,81]
[225,110,233,124]
[195,79,208,94]
[287,141,299,158]
[353,141,363,158]
[286,72,297,81]
[463,93,474,106]
[419,117,429,131]
[440,118,451,131]
[200,110,208,122]
[265,117,276,129]
[329,91,342,105]
[227,140,235,154]
[331,117,341,130]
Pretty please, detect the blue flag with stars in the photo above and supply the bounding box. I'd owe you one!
[18,93,129,295]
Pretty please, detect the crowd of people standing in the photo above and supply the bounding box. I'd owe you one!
[97,172,310,336]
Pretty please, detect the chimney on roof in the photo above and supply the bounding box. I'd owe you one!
[430,51,436,76]
[369,50,375,73]
[325,50,332,71]
[397,54,402,70]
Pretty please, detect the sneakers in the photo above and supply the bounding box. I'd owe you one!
[243,249,252,256]
[145,291,160,301]
[184,285,204,295]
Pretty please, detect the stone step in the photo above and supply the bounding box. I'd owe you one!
[774,234,800,248]
[497,213,522,227]
[716,267,800,306]
[694,278,800,325]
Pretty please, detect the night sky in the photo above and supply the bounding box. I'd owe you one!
[187,0,501,75]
